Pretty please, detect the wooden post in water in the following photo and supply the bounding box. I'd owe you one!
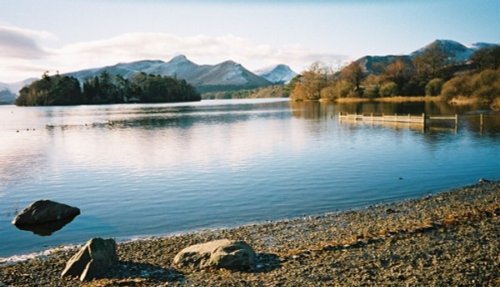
[455,114,458,134]
[480,113,484,134]
[422,113,426,131]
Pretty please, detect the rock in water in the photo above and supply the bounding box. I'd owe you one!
[479,178,491,184]
[12,199,80,226]
[61,238,118,281]
[173,239,256,270]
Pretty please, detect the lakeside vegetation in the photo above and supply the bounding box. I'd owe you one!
[15,72,200,106]
[202,85,288,100]
[289,45,500,110]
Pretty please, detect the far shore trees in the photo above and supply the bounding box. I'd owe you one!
[288,45,500,109]
[290,62,328,101]
[16,72,200,106]
[16,72,83,106]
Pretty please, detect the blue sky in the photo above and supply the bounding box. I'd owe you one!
[0,0,499,82]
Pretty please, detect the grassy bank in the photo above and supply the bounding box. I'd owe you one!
[1,181,498,286]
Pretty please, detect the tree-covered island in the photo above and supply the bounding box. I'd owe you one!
[15,71,200,106]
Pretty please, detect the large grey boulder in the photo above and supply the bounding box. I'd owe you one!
[61,238,118,281]
[173,239,256,270]
[12,200,80,226]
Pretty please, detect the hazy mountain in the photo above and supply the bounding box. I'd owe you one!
[0,78,38,104]
[0,88,16,104]
[0,78,37,94]
[66,55,272,93]
[0,82,9,91]
[255,64,297,84]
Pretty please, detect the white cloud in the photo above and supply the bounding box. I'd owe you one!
[0,26,53,59]
[1,29,347,82]
[0,25,58,82]
[53,33,347,74]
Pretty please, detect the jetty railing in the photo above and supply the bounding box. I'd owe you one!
[338,112,458,129]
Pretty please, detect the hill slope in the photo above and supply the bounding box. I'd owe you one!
[357,39,498,74]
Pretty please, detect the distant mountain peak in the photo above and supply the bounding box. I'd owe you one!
[430,39,468,52]
[255,64,297,84]
[431,39,465,46]
[173,54,187,59]
[410,39,490,62]
[219,60,239,66]
[169,54,189,62]
[166,55,196,66]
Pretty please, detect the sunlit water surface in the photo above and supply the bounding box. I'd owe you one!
[0,99,499,258]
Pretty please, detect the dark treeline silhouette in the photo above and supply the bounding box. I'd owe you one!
[289,45,500,109]
[16,71,200,106]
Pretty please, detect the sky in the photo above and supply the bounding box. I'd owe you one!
[0,0,499,83]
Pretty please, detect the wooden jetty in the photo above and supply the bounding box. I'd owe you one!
[338,112,458,130]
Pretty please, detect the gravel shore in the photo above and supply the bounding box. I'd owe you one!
[1,181,498,286]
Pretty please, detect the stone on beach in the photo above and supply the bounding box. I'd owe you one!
[173,239,256,270]
[12,199,80,226]
[61,238,118,281]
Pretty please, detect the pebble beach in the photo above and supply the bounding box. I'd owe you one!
[1,181,498,286]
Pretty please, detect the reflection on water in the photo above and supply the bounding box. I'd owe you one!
[14,216,78,236]
[0,99,499,258]
[289,101,500,135]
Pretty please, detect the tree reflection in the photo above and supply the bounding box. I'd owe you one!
[290,100,500,136]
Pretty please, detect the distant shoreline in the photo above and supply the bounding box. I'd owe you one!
[1,180,498,286]
[295,96,499,111]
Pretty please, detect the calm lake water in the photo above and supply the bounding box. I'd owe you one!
[0,99,499,259]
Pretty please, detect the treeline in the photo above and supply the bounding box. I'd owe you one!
[202,85,288,100]
[289,45,500,106]
[16,72,200,106]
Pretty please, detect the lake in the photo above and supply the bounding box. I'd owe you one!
[0,99,499,259]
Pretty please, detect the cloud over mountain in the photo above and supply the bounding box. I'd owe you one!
[0,25,347,82]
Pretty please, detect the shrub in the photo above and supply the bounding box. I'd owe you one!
[379,81,398,97]
[425,78,444,96]
[320,86,337,101]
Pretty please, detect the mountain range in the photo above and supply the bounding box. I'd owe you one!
[65,55,296,93]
